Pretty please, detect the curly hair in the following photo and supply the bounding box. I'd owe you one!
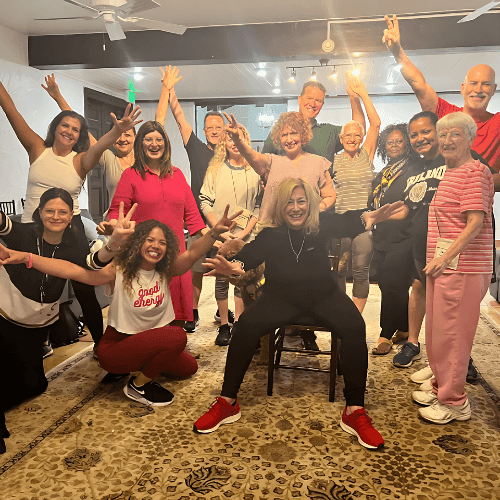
[206,126,251,179]
[44,111,90,153]
[376,123,413,164]
[270,112,312,150]
[133,121,173,179]
[114,219,179,295]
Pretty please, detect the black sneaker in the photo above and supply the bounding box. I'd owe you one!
[214,309,234,326]
[466,357,478,382]
[300,331,319,351]
[215,324,232,346]
[185,317,200,333]
[42,343,53,359]
[393,342,422,368]
[123,377,174,406]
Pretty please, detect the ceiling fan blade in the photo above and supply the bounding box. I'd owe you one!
[457,1,500,22]
[105,20,127,40]
[62,0,100,13]
[120,16,187,35]
[118,0,161,16]
[35,16,99,21]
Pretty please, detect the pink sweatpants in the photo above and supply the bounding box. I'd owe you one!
[426,273,489,406]
[97,325,198,380]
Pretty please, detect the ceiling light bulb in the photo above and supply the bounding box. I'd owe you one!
[288,68,296,83]
[329,67,338,80]
[352,68,360,77]
[134,73,144,81]
[257,69,267,77]
[134,67,142,73]
[310,69,317,81]
[273,88,281,94]
[353,52,362,57]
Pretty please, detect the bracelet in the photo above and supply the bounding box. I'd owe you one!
[104,243,120,253]
[27,252,33,269]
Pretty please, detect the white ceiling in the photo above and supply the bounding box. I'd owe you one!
[0,0,493,36]
[1,0,499,101]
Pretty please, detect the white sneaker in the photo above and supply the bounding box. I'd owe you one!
[419,379,433,392]
[410,365,433,384]
[412,390,438,406]
[418,399,471,424]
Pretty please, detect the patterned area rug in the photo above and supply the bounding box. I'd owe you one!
[2,282,500,500]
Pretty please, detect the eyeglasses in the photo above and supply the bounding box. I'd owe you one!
[143,138,165,145]
[387,139,404,146]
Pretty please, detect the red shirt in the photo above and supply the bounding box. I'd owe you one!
[427,160,493,274]
[436,97,500,172]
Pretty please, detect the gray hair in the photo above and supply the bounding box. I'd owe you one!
[340,120,365,137]
[436,112,477,142]
[300,81,327,97]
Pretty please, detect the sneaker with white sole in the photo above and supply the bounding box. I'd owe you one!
[412,390,438,406]
[418,399,471,424]
[123,377,174,406]
[214,309,234,326]
[193,397,241,433]
[42,343,53,359]
[340,408,384,450]
[393,342,422,368]
[410,365,433,384]
[419,379,433,392]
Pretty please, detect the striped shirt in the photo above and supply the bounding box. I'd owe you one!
[426,160,493,273]
[332,147,374,214]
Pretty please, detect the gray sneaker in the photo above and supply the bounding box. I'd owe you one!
[393,342,421,368]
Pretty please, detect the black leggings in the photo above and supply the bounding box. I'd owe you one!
[221,288,368,407]
[70,215,103,346]
[374,244,416,340]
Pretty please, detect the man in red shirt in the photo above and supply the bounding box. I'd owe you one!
[382,14,500,173]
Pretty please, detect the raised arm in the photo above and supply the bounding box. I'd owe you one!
[0,81,45,163]
[346,75,366,132]
[155,66,183,129]
[0,242,116,286]
[76,104,142,178]
[42,73,97,147]
[383,15,438,112]
[223,112,269,176]
[347,75,381,162]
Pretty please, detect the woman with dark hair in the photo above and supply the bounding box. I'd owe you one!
[193,178,404,450]
[0,79,141,348]
[369,123,419,355]
[0,188,133,454]
[0,205,239,408]
[103,121,206,326]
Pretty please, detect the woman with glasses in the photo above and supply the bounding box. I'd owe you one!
[103,121,206,326]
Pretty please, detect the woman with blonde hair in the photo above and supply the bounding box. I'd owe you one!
[193,178,404,450]
[199,126,261,345]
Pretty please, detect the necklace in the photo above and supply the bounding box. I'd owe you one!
[288,227,305,263]
[138,269,156,288]
[37,237,59,309]
[119,151,134,169]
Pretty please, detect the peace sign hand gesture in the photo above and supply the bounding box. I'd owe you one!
[223,112,242,143]
[382,15,401,56]
[110,103,143,135]
[211,204,244,239]
[107,202,137,251]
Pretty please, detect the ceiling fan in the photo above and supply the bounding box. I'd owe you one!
[35,0,187,40]
[458,1,500,22]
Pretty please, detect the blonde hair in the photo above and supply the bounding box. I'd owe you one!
[270,112,312,150]
[265,178,320,234]
[206,126,252,179]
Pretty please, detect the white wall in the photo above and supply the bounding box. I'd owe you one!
[0,24,28,66]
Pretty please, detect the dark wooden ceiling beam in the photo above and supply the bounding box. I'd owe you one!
[28,16,500,70]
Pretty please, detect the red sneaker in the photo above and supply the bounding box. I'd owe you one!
[193,397,241,434]
[340,408,384,450]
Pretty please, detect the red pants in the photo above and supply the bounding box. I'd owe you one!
[97,325,198,380]
[426,273,489,406]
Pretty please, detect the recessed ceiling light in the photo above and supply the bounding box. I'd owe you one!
[257,69,267,77]
[272,88,281,94]
[386,84,395,91]
[353,52,362,57]
[134,73,144,81]
[134,67,142,73]
[258,62,266,69]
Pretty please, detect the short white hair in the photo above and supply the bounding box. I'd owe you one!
[340,120,365,137]
[436,112,477,142]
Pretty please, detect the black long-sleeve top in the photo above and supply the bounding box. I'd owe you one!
[234,210,365,299]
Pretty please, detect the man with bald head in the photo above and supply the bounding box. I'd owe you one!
[383,15,500,171]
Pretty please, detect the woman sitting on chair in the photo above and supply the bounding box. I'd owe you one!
[193,178,404,450]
